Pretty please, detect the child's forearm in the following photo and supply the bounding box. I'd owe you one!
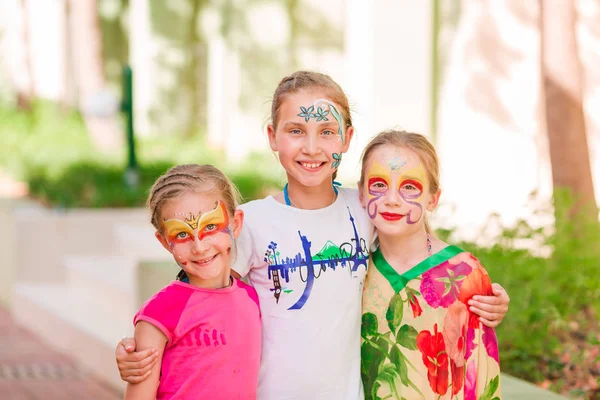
[123,379,160,400]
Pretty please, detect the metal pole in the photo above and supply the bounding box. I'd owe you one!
[121,65,139,188]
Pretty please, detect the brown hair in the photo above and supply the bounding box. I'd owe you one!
[147,164,241,234]
[270,71,353,181]
[359,130,440,233]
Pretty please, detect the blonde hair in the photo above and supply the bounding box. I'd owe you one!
[359,130,440,233]
[270,71,353,180]
[147,164,241,234]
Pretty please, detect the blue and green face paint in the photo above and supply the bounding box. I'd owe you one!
[296,98,346,169]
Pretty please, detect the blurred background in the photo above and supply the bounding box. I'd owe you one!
[0,0,598,399]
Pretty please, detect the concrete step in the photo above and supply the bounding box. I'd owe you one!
[13,282,130,391]
[64,255,138,318]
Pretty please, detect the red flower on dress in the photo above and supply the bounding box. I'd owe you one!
[408,292,423,318]
[416,323,449,395]
[451,359,465,395]
[458,265,493,329]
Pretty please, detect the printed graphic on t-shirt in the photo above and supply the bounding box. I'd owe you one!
[180,327,227,348]
[263,207,369,310]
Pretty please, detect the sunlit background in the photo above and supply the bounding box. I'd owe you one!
[0,0,598,399]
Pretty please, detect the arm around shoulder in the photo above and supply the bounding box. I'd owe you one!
[123,321,167,400]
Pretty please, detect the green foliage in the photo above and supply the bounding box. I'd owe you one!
[26,160,278,208]
[442,196,600,390]
[0,102,281,208]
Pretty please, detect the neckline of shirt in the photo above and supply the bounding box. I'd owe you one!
[171,277,239,293]
[265,188,346,214]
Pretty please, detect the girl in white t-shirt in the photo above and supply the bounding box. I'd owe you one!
[115,71,509,400]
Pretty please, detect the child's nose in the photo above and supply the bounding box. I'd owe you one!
[191,237,210,253]
[384,188,402,206]
[302,135,320,155]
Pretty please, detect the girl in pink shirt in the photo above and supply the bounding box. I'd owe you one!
[123,164,261,400]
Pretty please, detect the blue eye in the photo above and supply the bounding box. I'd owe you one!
[290,129,302,135]
[205,224,217,231]
[177,232,189,239]
[322,130,335,136]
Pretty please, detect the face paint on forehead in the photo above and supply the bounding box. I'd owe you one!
[296,98,346,144]
[388,157,407,172]
[162,200,230,243]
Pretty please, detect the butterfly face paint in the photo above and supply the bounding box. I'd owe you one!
[160,195,234,284]
[362,146,430,234]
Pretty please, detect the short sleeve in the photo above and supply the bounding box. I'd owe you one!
[133,284,192,344]
[231,217,255,277]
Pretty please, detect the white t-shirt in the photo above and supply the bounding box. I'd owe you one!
[233,188,374,400]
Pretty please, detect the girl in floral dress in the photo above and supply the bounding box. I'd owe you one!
[360,130,501,400]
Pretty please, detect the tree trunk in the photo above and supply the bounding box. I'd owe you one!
[540,0,597,222]
[70,0,122,149]
[16,0,35,111]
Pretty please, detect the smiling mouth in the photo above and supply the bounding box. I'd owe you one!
[297,161,326,170]
[380,212,405,221]
[192,254,217,266]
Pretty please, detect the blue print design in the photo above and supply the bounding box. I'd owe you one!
[264,208,369,310]
[332,152,342,169]
[297,106,315,122]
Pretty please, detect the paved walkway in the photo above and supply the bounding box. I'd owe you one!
[0,306,122,400]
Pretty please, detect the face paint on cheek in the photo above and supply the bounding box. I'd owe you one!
[366,177,388,219]
[332,152,342,169]
[399,179,424,224]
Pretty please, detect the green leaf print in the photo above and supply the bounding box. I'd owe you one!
[396,325,418,350]
[389,346,409,386]
[362,312,379,338]
[386,293,404,333]
[479,376,500,400]
[374,364,402,400]
[362,336,389,400]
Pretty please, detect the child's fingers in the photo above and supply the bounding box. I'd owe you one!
[478,316,501,328]
[117,349,158,373]
[123,369,152,384]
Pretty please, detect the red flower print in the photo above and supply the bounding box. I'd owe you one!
[408,292,423,318]
[451,359,465,395]
[416,324,449,395]
[458,267,493,329]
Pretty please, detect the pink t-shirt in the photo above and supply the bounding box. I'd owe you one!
[134,278,261,400]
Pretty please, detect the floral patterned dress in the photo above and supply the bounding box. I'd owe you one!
[361,245,501,400]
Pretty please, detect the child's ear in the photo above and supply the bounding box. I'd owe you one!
[342,126,355,153]
[426,188,441,212]
[357,181,366,208]
[267,124,277,151]
[155,231,172,253]
[231,209,245,239]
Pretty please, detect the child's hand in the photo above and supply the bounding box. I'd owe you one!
[468,283,510,328]
[115,337,158,383]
